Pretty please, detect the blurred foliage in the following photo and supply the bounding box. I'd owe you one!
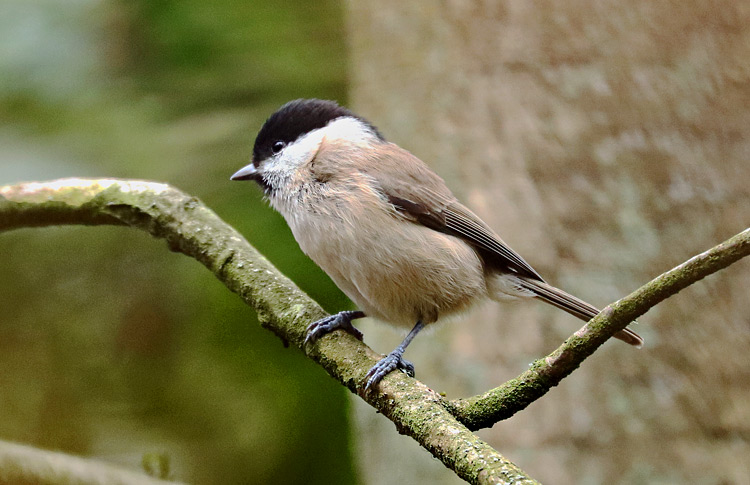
[0,0,356,483]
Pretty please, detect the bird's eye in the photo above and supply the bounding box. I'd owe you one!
[272,141,285,153]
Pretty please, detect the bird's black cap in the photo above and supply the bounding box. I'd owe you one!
[252,99,384,164]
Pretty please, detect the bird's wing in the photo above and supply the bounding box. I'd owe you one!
[363,143,544,281]
[361,143,644,347]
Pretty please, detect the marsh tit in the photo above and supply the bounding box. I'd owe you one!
[231,99,642,390]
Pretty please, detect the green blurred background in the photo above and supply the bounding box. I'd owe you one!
[0,0,357,483]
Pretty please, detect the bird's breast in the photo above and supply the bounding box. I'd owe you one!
[282,187,488,327]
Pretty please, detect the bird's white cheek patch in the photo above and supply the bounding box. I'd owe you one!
[267,130,325,177]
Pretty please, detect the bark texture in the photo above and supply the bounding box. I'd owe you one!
[1,178,746,485]
[347,2,750,483]
[0,179,538,484]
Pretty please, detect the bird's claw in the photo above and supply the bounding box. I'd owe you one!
[304,311,364,346]
[364,350,415,391]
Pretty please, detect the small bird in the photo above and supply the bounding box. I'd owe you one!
[231,99,642,390]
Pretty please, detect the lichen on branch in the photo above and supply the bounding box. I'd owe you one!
[2,178,747,484]
[0,178,538,485]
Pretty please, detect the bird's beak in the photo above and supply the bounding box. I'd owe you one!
[230,163,259,181]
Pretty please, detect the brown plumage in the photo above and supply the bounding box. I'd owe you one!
[232,99,642,389]
[325,139,642,346]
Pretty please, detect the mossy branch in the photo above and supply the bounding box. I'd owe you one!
[448,227,750,429]
[3,178,747,483]
[0,178,538,485]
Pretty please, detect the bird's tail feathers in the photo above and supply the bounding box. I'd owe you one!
[516,277,643,347]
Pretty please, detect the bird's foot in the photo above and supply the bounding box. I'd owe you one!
[364,350,415,391]
[304,310,365,346]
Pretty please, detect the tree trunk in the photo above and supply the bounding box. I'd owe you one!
[346,1,750,483]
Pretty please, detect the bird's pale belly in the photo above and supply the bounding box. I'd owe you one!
[294,213,488,328]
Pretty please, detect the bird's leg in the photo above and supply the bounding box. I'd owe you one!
[304,310,366,346]
[365,320,425,391]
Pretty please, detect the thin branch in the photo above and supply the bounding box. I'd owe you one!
[4,178,746,482]
[0,439,181,485]
[0,178,537,485]
[449,228,750,430]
